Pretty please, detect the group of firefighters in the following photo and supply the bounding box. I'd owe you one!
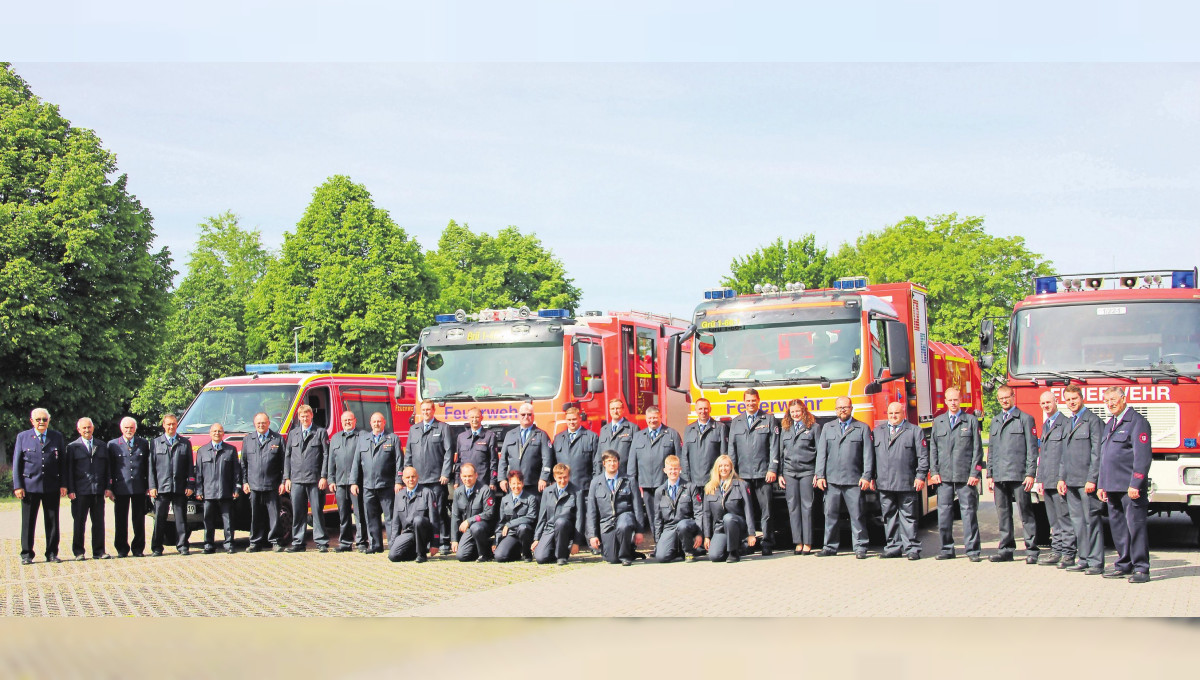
[10,383,1154,581]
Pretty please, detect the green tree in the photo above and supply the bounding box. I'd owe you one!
[0,63,173,441]
[427,220,582,314]
[721,235,842,292]
[131,212,269,424]
[246,176,437,373]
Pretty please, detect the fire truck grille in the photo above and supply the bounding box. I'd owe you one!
[1083,402,1180,449]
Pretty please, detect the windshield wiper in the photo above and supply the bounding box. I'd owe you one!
[1122,365,1199,383]
[435,392,477,401]
[492,392,534,400]
[1030,371,1088,384]
[1069,369,1137,383]
[761,376,836,387]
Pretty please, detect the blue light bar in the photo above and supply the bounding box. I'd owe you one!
[245,362,334,374]
[832,276,868,291]
[704,287,737,300]
[1034,276,1058,295]
[434,314,459,323]
[536,308,571,318]
[1172,270,1196,289]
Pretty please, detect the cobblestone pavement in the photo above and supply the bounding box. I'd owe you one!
[2,495,1197,617]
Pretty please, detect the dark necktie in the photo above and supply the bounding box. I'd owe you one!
[260,434,267,446]
[950,414,958,429]
[39,434,45,445]
[608,478,616,493]
[669,485,677,501]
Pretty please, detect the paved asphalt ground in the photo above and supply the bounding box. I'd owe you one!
[2,493,1197,617]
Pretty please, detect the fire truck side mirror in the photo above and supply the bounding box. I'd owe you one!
[588,378,604,393]
[980,354,995,370]
[394,382,406,400]
[666,334,682,389]
[885,321,911,378]
[587,344,604,378]
[979,319,995,355]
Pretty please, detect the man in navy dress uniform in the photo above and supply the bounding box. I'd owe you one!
[1097,387,1153,583]
[66,417,110,560]
[108,416,151,558]
[12,407,68,564]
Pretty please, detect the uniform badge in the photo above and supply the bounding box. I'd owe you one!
[1133,472,1145,480]
[975,465,983,471]
[773,425,780,434]
[486,497,494,506]
[1138,432,1149,444]
[695,492,703,502]
[921,436,928,447]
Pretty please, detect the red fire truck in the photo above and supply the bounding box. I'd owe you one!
[173,362,416,534]
[396,307,691,439]
[981,268,1200,534]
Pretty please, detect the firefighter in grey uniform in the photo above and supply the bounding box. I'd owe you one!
[495,471,540,562]
[1057,384,1104,573]
[359,413,399,553]
[498,403,553,497]
[778,399,821,554]
[598,398,638,474]
[534,464,586,564]
[65,417,109,560]
[1097,387,1153,583]
[450,463,497,561]
[194,423,242,554]
[240,412,287,552]
[626,405,682,539]
[325,410,369,552]
[389,466,440,562]
[1035,390,1073,566]
[586,451,645,566]
[552,407,599,492]
[815,396,875,558]
[872,402,928,559]
[283,404,329,552]
[702,454,758,563]
[653,455,703,562]
[929,386,984,561]
[726,389,779,555]
[405,400,454,554]
[455,407,500,489]
[986,385,1039,563]
[149,414,195,556]
[680,397,726,485]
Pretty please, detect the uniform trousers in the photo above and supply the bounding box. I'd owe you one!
[1107,490,1149,574]
[1042,487,1075,558]
[151,493,189,553]
[707,513,747,562]
[783,473,816,546]
[202,498,234,549]
[248,488,286,548]
[70,494,106,557]
[1066,486,1104,568]
[418,482,450,549]
[745,477,774,549]
[596,513,638,563]
[289,482,328,548]
[388,517,434,562]
[936,482,981,556]
[333,485,368,549]
[19,492,61,560]
[495,525,534,562]
[534,517,576,564]
[455,520,494,561]
[654,518,701,561]
[823,483,867,553]
[993,480,1038,557]
[879,490,920,556]
[112,493,148,556]
[362,487,395,552]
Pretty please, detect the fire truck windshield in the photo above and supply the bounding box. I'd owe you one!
[1011,301,1200,378]
[178,385,300,435]
[693,320,862,387]
[419,342,564,401]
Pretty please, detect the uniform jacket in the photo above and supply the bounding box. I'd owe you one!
[627,425,682,490]
[552,428,600,489]
[450,483,497,541]
[240,429,285,491]
[405,419,453,483]
[107,435,150,495]
[324,429,368,487]
[987,407,1038,482]
[681,419,727,485]
[701,479,757,538]
[391,485,441,540]
[653,480,702,537]
[12,429,67,494]
[455,428,501,486]
[1098,408,1153,492]
[195,442,242,500]
[148,434,194,494]
[727,412,778,479]
[497,490,540,535]
[1035,413,1069,486]
[66,437,109,496]
[283,426,327,484]
[535,482,586,542]
[777,420,822,478]
[585,475,645,538]
[871,421,928,492]
[929,411,983,484]
[816,418,876,486]
[498,426,552,485]
[597,419,638,472]
[358,432,400,490]
[1060,408,1103,487]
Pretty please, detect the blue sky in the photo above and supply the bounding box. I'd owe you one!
[9,4,1200,319]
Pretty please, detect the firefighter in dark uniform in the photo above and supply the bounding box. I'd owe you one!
[1057,384,1105,574]
[986,385,1039,563]
[1097,387,1153,583]
[726,388,779,555]
[495,470,540,562]
[681,397,727,485]
[1035,390,1073,566]
[872,402,928,560]
[815,396,875,558]
[627,405,682,540]
[283,404,329,552]
[450,463,497,561]
[66,417,109,560]
[778,399,822,555]
[108,416,151,558]
[388,466,441,562]
[405,400,454,554]
[498,402,553,496]
[586,450,645,566]
[240,412,287,552]
[597,398,638,474]
[929,386,984,561]
[12,407,67,565]
[358,412,399,554]
[552,407,599,492]
[534,464,586,565]
[455,407,500,489]
[148,413,195,557]
[194,423,242,554]
[325,410,369,552]
[702,454,758,562]
[653,455,703,562]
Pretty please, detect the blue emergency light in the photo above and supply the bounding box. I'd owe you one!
[704,287,737,300]
[536,308,571,318]
[1172,270,1196,289]
[245,362,334,374]
[832,276,868,291]
[434,314,459,323]
[1034,276,1058,295]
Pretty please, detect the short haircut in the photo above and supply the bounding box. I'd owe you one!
[1062,385,1083,397]
[296,404,313,416]
[552,463,570,476]
[161,413,178,424]
[1103,386,1126,398]
[466,406,482,416]
[419,399,435,408]
[30,408,50,420]
[744,388,760,399]
[256,411,271,421]
[601,450,620,464]
[645,405,660,415]
[507,470,525,483]
[76,417,93,428]
[996,385,1014,397]
[944,386,961,398]
[608,398,625,408]
[695,397,710,407]
[119,416,138,429]
[459,462,476,474]
[564,406,581,417]
[664,454,681,467]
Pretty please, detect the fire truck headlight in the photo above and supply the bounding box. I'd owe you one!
[1183,468,1200,485]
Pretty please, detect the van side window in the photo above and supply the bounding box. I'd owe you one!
[304,386,332,430]
[341,386,393,432]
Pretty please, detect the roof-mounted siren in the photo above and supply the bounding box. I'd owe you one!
[704,287,737,300]
[1085,277,1104,291]
[832,276,868,291]
[245,361,334,374]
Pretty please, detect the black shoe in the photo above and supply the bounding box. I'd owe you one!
[318,545,329,553]
[968,554,982,562]
[816,548,837,557]
[634,551,648,560]
[96,553,112,560]
[225,547,235,554]
[760,547,773,557]
[1084,567,1104,576]
[74,555,87,562]
[335,546,351,553]
[20,557,32,566]
[1103,569,1132,579]
[1128,572,1150,584]
[727,554,740,563]
[935,553,955,560]
[273,545,286,553]
[1064,563,1087,572]
[415,554,428,563]
[202,547,216,555]
[907,553,921,561]
[1039,552,1062,565]
[366,548,382,554]
[117,552,130,558]
[989,554,1013,563]
[880,551,901,559]
[524,556,534,563]
[247,545,262,553]
[178,548,190,556]
[1057,559,1076,570]
[1025,555,1039,565]
[46,555,62,564]
[557,558,568,566]
[286,546,305,553]
[357,546,369,554]
[131,552,145,558]
[855,551,868,560]
[151,551,163,557]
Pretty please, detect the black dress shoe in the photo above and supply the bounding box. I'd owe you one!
[96,553,111,560]
[247,545,261,553]
[1128,572,1150,584]
[1103,569,1132,579]
[760,547,773,557]
[47,555,62,564]
[1084,567,1104,576]
[1025,555,1039,564]
[816,548,837,557]
[318,545,329,553]
[225,547,235,554]
[117,552,129,558]
[1057,559,1076,570]
[75,555,87,562]
[855,551,868,559]
[557,558,568,565]
[151,551,163,557]
[989,553,1013,563]
[523,556,534,563]
[131,552,145,558]
[880,551,901,559]
[968,554,982,562]
[634,551,648,560]
[179,548,190,556]
[202,547,216,555]
[1064,563,1087,572]
[935,553,955,560]
[1039,552,1061,565]
[286,546,305,553]
[20,557,32,566]
[357,546,369,554]
[335,546,350,553]
[907,553,921,561]
[273,545,286,552]
[415,554,427,563]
